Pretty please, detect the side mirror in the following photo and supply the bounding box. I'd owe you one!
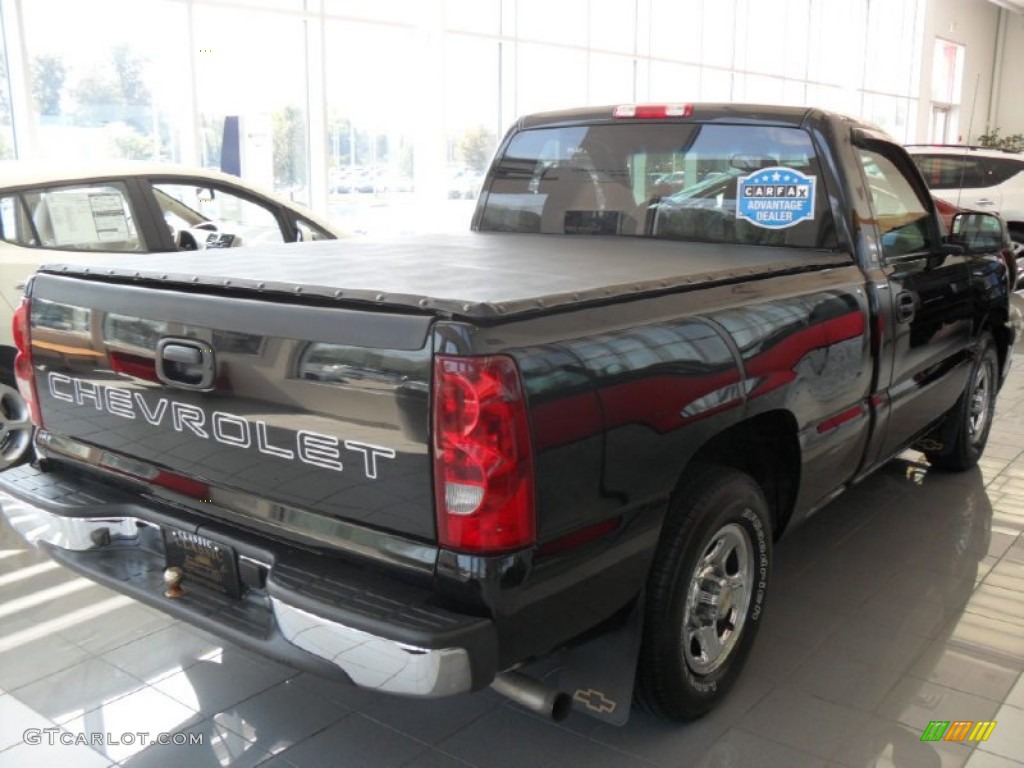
[949,212,1006,254]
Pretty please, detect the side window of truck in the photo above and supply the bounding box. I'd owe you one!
[858,149,935,258]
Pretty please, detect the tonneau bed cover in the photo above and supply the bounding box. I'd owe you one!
[39,232,850,320]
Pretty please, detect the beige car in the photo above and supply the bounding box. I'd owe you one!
[0,162,343,468]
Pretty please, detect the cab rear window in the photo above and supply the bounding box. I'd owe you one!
[478,123,837,249]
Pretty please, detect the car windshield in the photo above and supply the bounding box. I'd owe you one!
[153,187,211,228]
[478,122,837,249]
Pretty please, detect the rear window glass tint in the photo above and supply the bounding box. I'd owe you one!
[479,123,836,249]
[913,155,989,189]
[983,157,1024,185]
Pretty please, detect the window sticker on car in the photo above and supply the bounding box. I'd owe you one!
[88,193,131,242]
[47,193,100,245]
[736,167,816,229]
[47,192,130,245]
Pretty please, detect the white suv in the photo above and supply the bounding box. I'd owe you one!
[907,145,1024,251]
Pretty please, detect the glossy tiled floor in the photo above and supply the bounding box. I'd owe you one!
[5,342,1024,767]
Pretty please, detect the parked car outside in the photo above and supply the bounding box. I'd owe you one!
[447,167,484,199]
[0,162,344,469]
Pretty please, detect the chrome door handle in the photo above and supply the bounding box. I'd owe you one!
[974,198,996,206]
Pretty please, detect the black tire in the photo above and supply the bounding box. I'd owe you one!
[925,334,998,472]
[636,465,772,721]
[0,382,33,470]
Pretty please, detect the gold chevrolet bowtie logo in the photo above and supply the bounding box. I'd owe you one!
[573,688,617,714]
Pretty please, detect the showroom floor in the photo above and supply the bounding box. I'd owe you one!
[4,342,1024,767]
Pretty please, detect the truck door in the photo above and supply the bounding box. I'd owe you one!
[858,143,974,461]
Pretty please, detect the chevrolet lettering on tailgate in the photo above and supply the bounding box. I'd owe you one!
[46,372,396,479]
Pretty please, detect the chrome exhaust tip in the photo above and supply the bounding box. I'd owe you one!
[490,671,573,722]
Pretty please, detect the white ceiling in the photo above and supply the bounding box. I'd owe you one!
[990,0,1024,13]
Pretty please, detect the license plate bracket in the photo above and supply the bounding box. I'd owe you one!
[163,528,242,599]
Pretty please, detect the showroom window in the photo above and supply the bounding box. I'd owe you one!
[930,39,964,143]
[444,34,500,198]
[516,44,588,117]
[0,11,13,160]
[324,18,419,230]
[0,0,933,221]
[16,0,190,164]
[192,5,310,203]
[444,0,500,35]
[648,0,703,64]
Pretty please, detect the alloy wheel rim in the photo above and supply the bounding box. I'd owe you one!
[0,384,32,468]
[682,521,755,676]
[968,361,992,445]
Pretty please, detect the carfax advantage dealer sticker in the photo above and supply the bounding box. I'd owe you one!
[736,166,816,229]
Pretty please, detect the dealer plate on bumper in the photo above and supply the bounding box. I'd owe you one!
[163,528,242,599]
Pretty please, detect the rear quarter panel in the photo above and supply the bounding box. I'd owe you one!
[438,261,872,662]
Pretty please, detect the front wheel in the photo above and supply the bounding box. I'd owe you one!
[925,335,998,472]
[636,466,772,721]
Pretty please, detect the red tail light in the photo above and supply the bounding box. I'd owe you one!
[433,355,535,553]
[12,298,42,426]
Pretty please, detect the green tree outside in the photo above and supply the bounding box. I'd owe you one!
[73,45,151,130]
[456,125,497,172]
[273,105,307,188]
[31,54,65,116]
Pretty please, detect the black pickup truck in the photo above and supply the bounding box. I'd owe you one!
[0,104,1016,725]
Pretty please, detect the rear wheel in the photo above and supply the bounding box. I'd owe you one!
[636,466,772,721]
[925,335,998,471]
[0,383,32,470]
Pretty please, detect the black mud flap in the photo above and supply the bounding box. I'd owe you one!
[556,596,644,726]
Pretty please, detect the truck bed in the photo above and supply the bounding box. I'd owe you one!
[40,232,851,319]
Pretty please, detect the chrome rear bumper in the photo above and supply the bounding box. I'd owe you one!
[0,486,475,698]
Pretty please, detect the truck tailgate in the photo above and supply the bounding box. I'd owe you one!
[27,273,437,543]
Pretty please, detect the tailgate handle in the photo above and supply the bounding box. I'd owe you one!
[162,344,203,364]
[156,338,216,390]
